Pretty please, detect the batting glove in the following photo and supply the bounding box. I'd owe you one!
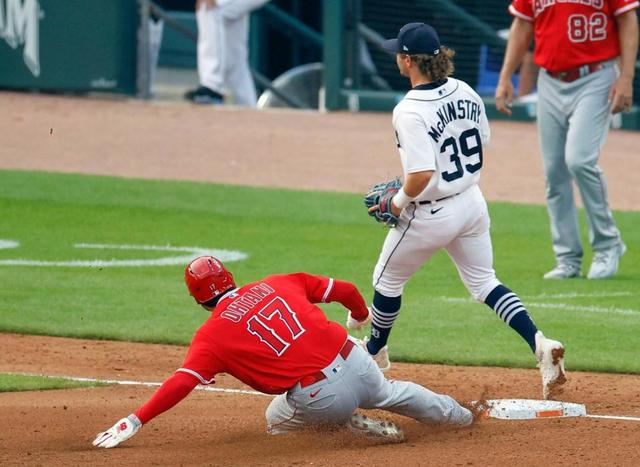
[346,307,372,330]
[93,414,142,448]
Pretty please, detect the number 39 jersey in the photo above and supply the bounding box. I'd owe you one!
[393,78,490,202]
[178,273,367,395]
[509,0,639,72]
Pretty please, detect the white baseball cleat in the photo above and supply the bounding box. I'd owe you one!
[587,242,626,279]
[543,264,580,280]
[535,331,567,400]
[358,336,391,371]
[348,413,405,443]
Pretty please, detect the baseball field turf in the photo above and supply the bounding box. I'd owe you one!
[1,169,639,376]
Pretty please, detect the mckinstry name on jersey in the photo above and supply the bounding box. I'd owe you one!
[427,99,483,144]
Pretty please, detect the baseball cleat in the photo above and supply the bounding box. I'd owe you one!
[184,86,224,105]
[358,336,391,371]
[348,413,405,443]
[535,331,567,400]
[543,264,580,280]
[587,242,626,280]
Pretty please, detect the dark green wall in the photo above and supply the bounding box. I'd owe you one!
[0,0,138,94]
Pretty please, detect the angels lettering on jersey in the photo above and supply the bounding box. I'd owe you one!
[393,78,490,201]
[509,0,639,72]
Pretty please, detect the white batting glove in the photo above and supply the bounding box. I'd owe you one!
[346,307,372,330]
[93,414,142,448]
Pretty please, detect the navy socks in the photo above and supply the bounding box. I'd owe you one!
[485,284,537,353]
[367,291,401,355]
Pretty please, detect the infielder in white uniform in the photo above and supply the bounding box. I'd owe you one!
[362,23,566,400]
[185,0,269,106]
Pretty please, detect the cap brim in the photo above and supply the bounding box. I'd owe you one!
[382,39,399,53]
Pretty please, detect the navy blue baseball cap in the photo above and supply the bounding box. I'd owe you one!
[382,23,441,56]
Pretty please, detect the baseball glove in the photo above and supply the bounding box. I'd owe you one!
[364,178,402,228]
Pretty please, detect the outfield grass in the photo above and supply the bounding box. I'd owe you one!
[0,373,106,392]
[1,170,638,373]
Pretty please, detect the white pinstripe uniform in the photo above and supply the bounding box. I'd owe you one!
[374,78,507,311]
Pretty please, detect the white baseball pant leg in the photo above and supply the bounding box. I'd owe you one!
[374,185,500,302]
[196,4,226,95]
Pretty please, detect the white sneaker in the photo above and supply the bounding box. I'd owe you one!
[543,264,581,280]
[587,243,626,279]
[348,413,405,443]
[358,336,391,371]
[535,331,567,400]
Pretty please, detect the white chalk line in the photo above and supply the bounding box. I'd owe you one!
[13,373,640,421]
[0,241,248,267]
[585,414,640,422]
[16,372,272,397]
[526,292,633,299]
[437,297,640,317]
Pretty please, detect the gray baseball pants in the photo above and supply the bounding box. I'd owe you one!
[265,337,472,433]
[536,61,622,268]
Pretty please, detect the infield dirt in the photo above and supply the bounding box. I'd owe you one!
[1,92,639,466]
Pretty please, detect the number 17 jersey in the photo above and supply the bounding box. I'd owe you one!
[178,273,365,395]
[393,78,490,202]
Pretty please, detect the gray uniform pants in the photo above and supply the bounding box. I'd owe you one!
[536,61,621,268]
[265,337,472,433]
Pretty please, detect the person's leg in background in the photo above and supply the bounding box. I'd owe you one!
[564,66,624,279]
[147,9,164,97]
[186,0,225,103]
[536,72,583,278]
[219,0,270,106]
[221,11,257,106]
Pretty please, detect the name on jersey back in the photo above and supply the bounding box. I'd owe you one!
[428,99,482,143]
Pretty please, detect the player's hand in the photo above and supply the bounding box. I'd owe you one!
[495,77,514,116]
[347,307,372,330]
[93,414,142,449]
[367,200,401,218]
[609,75,633,114]
[196,0,217,10]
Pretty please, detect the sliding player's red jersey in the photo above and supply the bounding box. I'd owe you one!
[177,273,369,394]
[509,0,639,72]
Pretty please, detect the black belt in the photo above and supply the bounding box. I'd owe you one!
[411,193,458,205]
[298,339,355,388]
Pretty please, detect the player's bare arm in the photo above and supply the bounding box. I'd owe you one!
[496,18,534,116]
[609,10,639,114]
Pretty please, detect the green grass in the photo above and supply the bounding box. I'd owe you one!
[0,373,106,392]
[1,169,639,373]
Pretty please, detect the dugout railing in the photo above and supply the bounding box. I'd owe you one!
[321,0,640,130]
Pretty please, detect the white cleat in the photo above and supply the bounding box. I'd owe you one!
[587,243,626,279]
[535,331,567,400]
[543,264,580,280]
[358,336,391,371]
[348,413,405,443]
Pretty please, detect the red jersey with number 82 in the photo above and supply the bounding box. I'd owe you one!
[179,273,368,394]
[509,0,639,72]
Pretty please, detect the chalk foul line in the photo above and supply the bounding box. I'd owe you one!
[17,372,272,397]
[14,373,640,421]
[436,296,640,317]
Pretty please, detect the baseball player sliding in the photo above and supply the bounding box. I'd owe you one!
[496,0,638,280]
[363,23,566,400]
[93,256,476,448]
